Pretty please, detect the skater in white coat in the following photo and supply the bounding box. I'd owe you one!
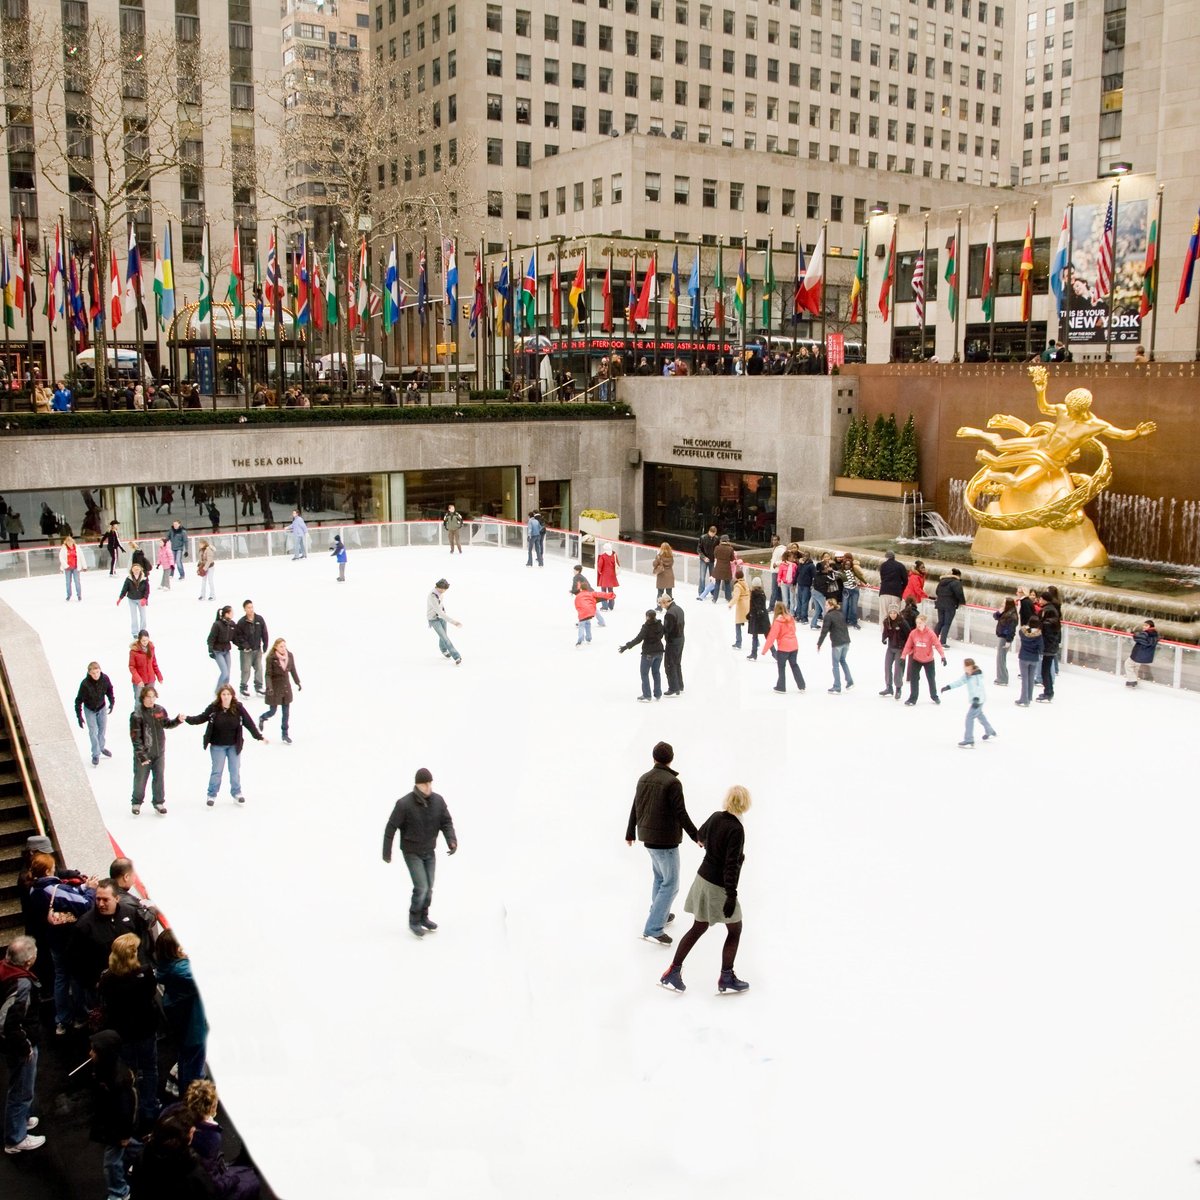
[941,658,997,748]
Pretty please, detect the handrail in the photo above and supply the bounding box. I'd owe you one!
[0,653,45,838]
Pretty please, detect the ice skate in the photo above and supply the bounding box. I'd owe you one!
[717,969,750,994]
[642,932,672,946]
[658,966,686,993]
[409,920,426,938]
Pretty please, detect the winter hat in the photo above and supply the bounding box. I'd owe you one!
[652,741,674,765]
[435,579,450,590]
[602,543,613,554]
[26,835,53,855]
[414,768,434,784]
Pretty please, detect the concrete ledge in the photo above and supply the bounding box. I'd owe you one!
[0,600,112,873]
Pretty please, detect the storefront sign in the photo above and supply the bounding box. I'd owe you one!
[230,456,306,469]
[826,333,845,367]
[671,437,743,462]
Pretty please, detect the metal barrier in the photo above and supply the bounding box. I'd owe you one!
[3,520,1196,693]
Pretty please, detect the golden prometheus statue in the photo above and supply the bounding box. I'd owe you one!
[956,365,1155,573]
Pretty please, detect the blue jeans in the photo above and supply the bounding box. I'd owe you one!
[769,580,782,608]
[50,944,82,1027]
[172,546,186,579]
[132,755,165,809]
[260,703,290,737]
[844,589,860,627]
[795,585,811,620]
[643,846,679,937]
[127,598,146,636]
[429,618,461,661]
[711,579,731,603]
[64,567,81,598]
[936,607,955,644]
[779,582,794,613]
[830,643,853,690]
[4,1046,36,1149]
[212,650,231,688]
[292,533,307,559]
[963,702,996,743]
[639,653,663,699]
[121,1035,160,1120]
[207,744,242,798]
[1018,659,1039,704]
[809,592,825,628]
[697,559,711,595]
[102,1137,139,1199]
[526,536,543,566]
[733,622,744,648]
[402,850,436,917]
[576,618,592,644]
[84,706,108,758]
[176,1043,207,1093]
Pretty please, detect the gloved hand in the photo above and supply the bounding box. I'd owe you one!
[208,652,214,659]
[297,684,303,691]
[108,705,115,714]
[940,685,950,693]
[618,646,627,654]
[77,717,84,728]
[941,659,947,667]
[722,890,737,919]
[971,697,982,708]
[382,854,391,864]
[447,842,458,855]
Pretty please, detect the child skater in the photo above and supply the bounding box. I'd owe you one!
[941,658,997,748]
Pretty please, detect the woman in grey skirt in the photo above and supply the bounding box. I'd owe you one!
[659,785,751,995]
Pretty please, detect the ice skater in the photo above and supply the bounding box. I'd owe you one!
[381,768,458,938]
[74,662,115,766]
[330,535,347,581]
[206,605,236,689]
[427,579,463,664]
[1124,618,1159,687]
[260,637,301,744]
[195,539,216,600]
[619,609,665,701]
[625,742,699,946]
[234,599,268,697]
[168,520,188,580]
[116,563,149,637]
[816,597,853,693]
[573,579,613,645]
[288,510,308,560]
[1015,617,1043,706]
[129,686,181,816]
[102,521,124,576]
[901,614,946,705]
[154,535,174,590]
[184,683,265,806]
[59,533,85,600]
[660,592,686,696]
[761,600,805,693]
[942,659,997,748]
[659,784,751,996]
[526,511,545,567]
[443,503,464,553]
[128,630,163,708]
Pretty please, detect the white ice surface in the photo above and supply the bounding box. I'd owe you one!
[4,541,1200,1200]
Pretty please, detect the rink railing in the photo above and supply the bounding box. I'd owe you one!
[4,517,1198,695]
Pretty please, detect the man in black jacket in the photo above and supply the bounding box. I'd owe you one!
[935,569,966,645]
[1036,591,1062,702]
[696,525,719,598]
[382,768,458,938]
[878,550,908,604]
[69,881,151,1006]
[625,743,698,946]
[659,594,686,697]
[234,599,269,697]
[1,937,44,1153]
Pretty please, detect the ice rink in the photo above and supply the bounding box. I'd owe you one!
[4,537,1200,1200]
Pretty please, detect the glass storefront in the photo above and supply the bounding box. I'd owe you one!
[643,464,777,543]
[402,467,519,521]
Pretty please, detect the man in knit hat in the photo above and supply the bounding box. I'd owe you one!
[382,768,458,938]
[625,742,699,946]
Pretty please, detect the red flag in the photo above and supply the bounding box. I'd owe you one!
[311,250,324,332]
[1019,220,1034,322]
[88,224,101,327]
[550,254,561,328]
[347,250,358,332]
[109,244,122,329]
[877,225,896,321]
[601,261,613,331]
[13,219,25,315]
[634,254,657,327]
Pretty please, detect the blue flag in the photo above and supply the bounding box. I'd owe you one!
[688,253,700,330]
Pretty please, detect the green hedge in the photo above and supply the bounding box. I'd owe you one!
[0,401,633,434]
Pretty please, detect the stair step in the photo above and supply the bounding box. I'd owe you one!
[0,893,23,920]
[0,816,35,845]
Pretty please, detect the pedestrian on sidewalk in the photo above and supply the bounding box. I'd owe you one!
[381,768,458,939]
[625,742,699,947]
[153,931,207,1092]
[98,933,162,1124]
[86,1030,138,1196]
[659,785,751,996]
[75,661,116,766]
[942,658,997,748]
[426,579,463,664]
[330,534,348,581]
[1124,618,1159,687]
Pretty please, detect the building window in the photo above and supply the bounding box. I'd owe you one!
[612,173,623,202]
[573,63,586,87]
[645,171,661,201]
[756,186,770,214]
[486,49,501,77]
[516,141,531,167]
[556,186,566,215]
[729,181,744,210]
[674,175,689,204]
[486,138,503,165]
[593,177,604,206]
[487,190,502,217]
[486,4,501,32]
[546,14,559,40]
[572,105,586,131]
[574,181,584,211]
[487,94,502,120]
[516,193,531,220]
[545,101,559,128]
[830,194,843,221]
[625,71,638,97]
[545,58,559,85]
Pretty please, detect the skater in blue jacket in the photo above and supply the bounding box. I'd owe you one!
[941,658,996,748]
[330,535,348,582]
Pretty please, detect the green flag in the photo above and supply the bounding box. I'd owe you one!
[197,225,212,322]
[944,234,958,321]
[325,238,338,327]
[761,243,775,328]
[225,226,243,318]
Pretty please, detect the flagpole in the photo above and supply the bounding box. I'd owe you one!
[248,235,258,395]
[673,239,681,368]
[1105,181,1119,362]
[423,232,432,406]
[394,233,404,393]
[506,234,514,397]
[693,235,702,375]
[44,237,56,387]
[580,240,588,399]
[451,232,460,399]
[887,218,897,362]
[91,219,105,402]
[764,230,772,362]
[919,215,929,360]
[476,235,484,392]
[1025,202,1037,360]
[987,207,997,362]
[793,223,800,341]
[819,222,828,373]
[654,245,662,374]
[739,230,747,369]
[1148,186,1163,363]
[1062,197,1075,356]
[626,247,635,370]
[271,222,283,399]
[152,236,163,390]
[64,226,76,383]
[952,212,963,363]
[860,219,868,355]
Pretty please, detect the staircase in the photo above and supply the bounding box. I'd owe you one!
[0,679,39,950]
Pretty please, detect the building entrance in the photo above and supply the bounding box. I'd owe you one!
[643,463,777,543]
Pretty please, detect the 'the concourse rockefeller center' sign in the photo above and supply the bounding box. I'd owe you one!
[672,438,744,462]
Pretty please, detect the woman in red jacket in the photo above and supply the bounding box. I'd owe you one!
[127,630,163,709]
[595,542,620,611]
[573,580,614,645]
[760,601,805,693]
[901,558,929,608]
[900,614,947,705]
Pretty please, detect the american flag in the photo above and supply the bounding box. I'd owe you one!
[912,252,926,325]
[1093,196,1114,302]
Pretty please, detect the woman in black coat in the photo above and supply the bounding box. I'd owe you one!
[186,684,264,807]
[98,933,162,1123]
[659,785,751,995]
[260,638,301,744]
[619,611,665,702]
[746,579,772,661]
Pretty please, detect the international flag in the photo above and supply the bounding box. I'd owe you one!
[265,232,278,309]
[69,252,86,340]
[667,248,680,333]
[912,252,926,327]
[877,224,895,321]
[712,247,724,329]
[1174,208,1200,313]
[294,233,308,327]
[1019,220,1034,322]
[601,260,613,332]
[797,228,825,317]
[634,253,657,328]
[384,238,400,333]
[760,242,775,328]
[226,226,244,317]
[550,253,562,328]
[444,239,457,327]
[253,246,264,332]
[1049,207,1069,308]
[357,236,370,326]
[88,225,101,330]
[626,255,638,327]
[109,243,123,329]
[519,249,537,332]
[943,233,958,321]
[847,227,865,322]
[733,245,747,322]
[469,251,484,338]
[688,251,700,331]
[417,247,428,323]
[13,220,25,317]
[981,213,998,321]
[0,242,12,330]
[310,249,324,332]
[156,225,176,328]
[568,256,587,328]
[1093,195,1114,302]
[325,237,338,328]
[494,261,509,334]
[792,240,807,323]
[1138,216,1158,320]
[124,224,145,326]
[48,223,64,327]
